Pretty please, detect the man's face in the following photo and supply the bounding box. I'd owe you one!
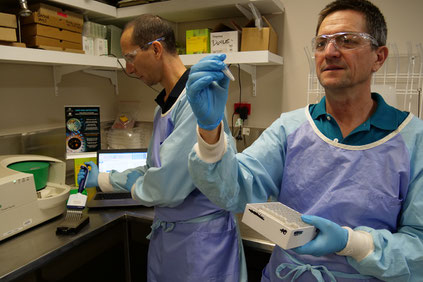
[315,10,379,91]
[120,27,160,86]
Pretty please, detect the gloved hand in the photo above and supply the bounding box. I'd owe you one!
[77,161,99,188]
[292,215,348,257]
[186,53,230,130]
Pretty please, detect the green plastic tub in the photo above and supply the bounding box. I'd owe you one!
[8,161,50,191]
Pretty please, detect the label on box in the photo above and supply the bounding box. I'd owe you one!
[211,31,239,53]
[65,106,101,155]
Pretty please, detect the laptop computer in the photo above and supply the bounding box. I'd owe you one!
[86,148,148,208]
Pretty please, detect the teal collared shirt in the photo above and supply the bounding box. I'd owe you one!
[309,93,408,145]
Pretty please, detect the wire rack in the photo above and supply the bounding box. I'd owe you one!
[305,42,423,118]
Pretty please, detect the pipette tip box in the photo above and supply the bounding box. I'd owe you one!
[242,202,317,249]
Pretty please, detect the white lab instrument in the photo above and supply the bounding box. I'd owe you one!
[0,155,70,241]
[242,202,317,249]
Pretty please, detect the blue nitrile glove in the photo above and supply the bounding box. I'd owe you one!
[186,53,230,130]
[292,215,348,257]
[77,161,99,188]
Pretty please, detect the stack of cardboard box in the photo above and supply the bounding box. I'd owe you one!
[0,12,21,47]
[21,3,84,53]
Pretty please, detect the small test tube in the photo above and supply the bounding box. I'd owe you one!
[222,65,235,81]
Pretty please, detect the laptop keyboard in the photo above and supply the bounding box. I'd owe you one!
[95,192,132,200]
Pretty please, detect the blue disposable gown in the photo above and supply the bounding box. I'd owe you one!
[189,106,423,281]
[105,90,246,282]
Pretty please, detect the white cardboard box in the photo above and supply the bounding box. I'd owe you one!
[94,37,108,56]
[83,36,94,56]
[210,30,240,53]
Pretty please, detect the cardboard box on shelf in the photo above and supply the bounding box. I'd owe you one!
[23,35,83,50]
[21,24,82,44]
[23,35,61,49]
[241,16,278,54]
[186,28,210,54]
[210,23,240,54]
[0,12,17,28]
[64,48,85,54]
[94,37,108,56]
[0,41,26,47]
[22,3,83,33]
[107,25,122,57]
[83,36,94,56]
[0,26,17,42]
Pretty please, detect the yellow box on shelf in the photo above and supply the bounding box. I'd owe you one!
[186,28,210,54]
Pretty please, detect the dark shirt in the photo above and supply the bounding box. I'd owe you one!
[154,69,190,113]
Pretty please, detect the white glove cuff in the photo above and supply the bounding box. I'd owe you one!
[194,123,227,163]
[98,172,114,192]
[336,227,374,262]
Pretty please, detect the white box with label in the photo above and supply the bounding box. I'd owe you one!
[210,30,240,53]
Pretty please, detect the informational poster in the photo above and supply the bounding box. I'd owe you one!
[65,106,101,155]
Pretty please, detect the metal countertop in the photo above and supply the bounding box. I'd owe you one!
[0,207,273,281]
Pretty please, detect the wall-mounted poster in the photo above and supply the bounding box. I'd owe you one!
[65,106,101,156]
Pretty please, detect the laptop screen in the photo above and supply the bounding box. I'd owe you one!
[97,149,148,173]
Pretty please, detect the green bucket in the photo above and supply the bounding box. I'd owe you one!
[8,161,50,191]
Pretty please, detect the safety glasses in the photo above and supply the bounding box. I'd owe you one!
[311,32,378,53]
[123,37,165,64]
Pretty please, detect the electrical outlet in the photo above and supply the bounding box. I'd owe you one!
[242,127,250,136]
[234,103,251,115]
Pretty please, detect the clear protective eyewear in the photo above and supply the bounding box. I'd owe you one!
[123,37,165,64]
[311,32,378,52]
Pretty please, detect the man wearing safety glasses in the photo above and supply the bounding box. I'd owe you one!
[186,0,423,281]
[78,14,246,282]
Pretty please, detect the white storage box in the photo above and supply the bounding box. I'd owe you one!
[242,202,317,249]
[210,30,240,53]
[83,36,94,56]
[94,37,108,56]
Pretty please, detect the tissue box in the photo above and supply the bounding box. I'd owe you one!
[186,28,210,54]
[241,16,278,54]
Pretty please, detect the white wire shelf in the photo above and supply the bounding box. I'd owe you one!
[305,43,423,118]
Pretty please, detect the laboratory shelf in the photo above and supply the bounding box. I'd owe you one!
[0,45,283,68]
[48,0,284,23]
[0,45,118,69]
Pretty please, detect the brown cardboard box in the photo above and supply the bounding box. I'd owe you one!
[0,27,17,42]
[22,3,83,33]
[241,16,278,54]
[22,24,82,44]
[23,35,83,50]
[0,12,17,28]
[0,41,26,47]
